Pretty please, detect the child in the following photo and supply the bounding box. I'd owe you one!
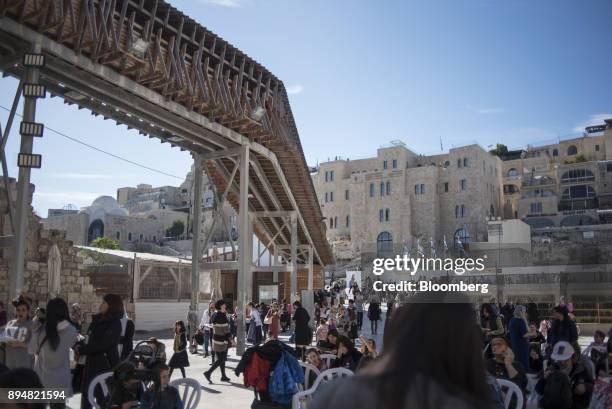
[586,330,608,375]
[140,364,183,409]
[168,321,189,378]
[316,319,329,347]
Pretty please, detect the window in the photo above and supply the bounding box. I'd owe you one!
[567,145,578,156]
[386,181,391,195]
[380,182,385,196]
[455,206,459,219]
[345,189,350,200]
[377,231,393,257]
[463,158,468,167]
[116,231,121,240]
[454,228,470,246]
[444,182,449,192]
[128,232,132,242]
[325,192,328,203]
[553,149,558,157]
[325,171,328,182]
[415,184,425,195]
[329,217,334,228]
[153,236,156,242]
[561,169,594,183]
[595,144,600,152]
[383,160,388,170]
[507,168,518,178]
[385,208,390,222]
[460,179,467,190]
[330,170,334,181]
[444,161,450,168]
[457,159,462,168]
[530,202,543,214]
[330,191,334,202]
[392,159,397,169]
[139,233,144,241]
[334,216,338,228]
[379,209,384,222]
[461,204,466,218]
[346,215,350,228]
[483,161,485,171]
[561,185,596,200]
[607,163,612,172]
[420,184,425,194]
[369,183,374,197]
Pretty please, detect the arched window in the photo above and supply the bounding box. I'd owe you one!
[444,161,450,168]
[552,148,558,157]
[561,185,596,200]
[377,232,393,257]
[561,169,594,183]
[507,168,518,178]
[454,228,470,246]
[567,145,578,156]
[386,181,391,195]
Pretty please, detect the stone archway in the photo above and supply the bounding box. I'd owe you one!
[88,219,105,243]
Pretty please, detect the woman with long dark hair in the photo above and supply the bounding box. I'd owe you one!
[29,297,78,409]
[292,301,312,361]
[311,293,492,409]
[76,294,123,409]
[168,320,189,378]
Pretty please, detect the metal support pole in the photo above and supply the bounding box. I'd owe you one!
[189,155,203,332]
[307,246,314,291]
[272,248,278,283]
[236,144,250,355]
[290,212,298,303]
[10,44,41,303]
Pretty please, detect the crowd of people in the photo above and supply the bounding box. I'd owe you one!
[1,285,612,409]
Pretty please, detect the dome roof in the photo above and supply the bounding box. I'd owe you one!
[81,195,128,218]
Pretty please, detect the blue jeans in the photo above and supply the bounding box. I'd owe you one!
[203,329,212,355]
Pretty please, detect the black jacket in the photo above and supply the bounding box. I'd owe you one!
[80,312,122,409]
[293,307,312,346]
[548,318,578,346]
[119,319,135,361]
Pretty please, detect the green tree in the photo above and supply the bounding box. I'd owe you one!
[490,143,508,158]
[166,220,185,239]
[91,236,120,250]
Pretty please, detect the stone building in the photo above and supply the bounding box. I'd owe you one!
[501,121,612,228]
[312,142,503,261]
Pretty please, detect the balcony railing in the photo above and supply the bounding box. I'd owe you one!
[558,198,597,211]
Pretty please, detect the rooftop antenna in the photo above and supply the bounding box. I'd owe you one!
[440,136,444,152]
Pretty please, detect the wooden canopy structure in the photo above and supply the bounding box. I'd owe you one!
[0,0,332,265]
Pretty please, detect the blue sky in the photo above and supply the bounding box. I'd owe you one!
[1,0,612,215]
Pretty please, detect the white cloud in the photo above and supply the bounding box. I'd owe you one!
[48,173,115,180]
[572,113,612,133]
[202,0,243,7]
[466,105,504,114]
[286,85,304,95]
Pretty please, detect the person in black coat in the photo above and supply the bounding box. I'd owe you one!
[292,301,311,361]
[76,294,123,409]
[168,320,189,378]
[547,305,578,352]
[367,301,381,335]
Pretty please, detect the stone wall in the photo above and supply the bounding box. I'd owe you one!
[0,179,133,327]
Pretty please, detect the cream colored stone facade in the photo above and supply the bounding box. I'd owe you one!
[312,143,503,260]
[501,124,612,228]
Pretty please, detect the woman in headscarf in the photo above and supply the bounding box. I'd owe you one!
[507,304,530,369]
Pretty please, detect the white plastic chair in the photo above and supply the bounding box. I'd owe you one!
[169,378,202,409]
[87,371,113,409]
[299,362,321,390]
[496,378,524,409]
[319,353,336,368]
[292,368,353,409]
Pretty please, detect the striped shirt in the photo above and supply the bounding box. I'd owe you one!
[211,312,230,353]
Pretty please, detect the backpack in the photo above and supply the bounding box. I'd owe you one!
[540,371,572,409]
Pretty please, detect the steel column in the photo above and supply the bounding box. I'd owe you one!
[290,212,298,303]
[307,246,314,291]
[236,144,250,355]
[10,43,41,303]
[189,154,204,332]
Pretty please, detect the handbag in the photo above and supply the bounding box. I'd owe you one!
[263,315,273,325]
[194,330,204,345]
